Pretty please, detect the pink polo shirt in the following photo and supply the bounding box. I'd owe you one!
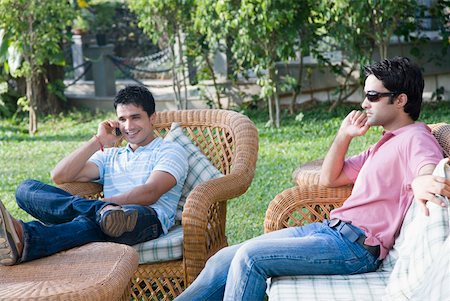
[330,123,443,259]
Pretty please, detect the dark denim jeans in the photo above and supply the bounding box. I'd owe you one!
[15,179,163,262]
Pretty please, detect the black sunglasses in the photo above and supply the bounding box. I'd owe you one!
[365,90,399,102]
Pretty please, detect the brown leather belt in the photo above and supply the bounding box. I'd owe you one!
[328,219,380,258]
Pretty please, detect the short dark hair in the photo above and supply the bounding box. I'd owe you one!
[113,85,155,116]
[364,56,424,121]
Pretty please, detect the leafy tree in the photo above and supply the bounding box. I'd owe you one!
[328,0,420,61]
[227,0,311,127]
[128,0,194,110]
[0,0,74,134]
[428,0,450,52]
[189,0,241,109]
[323,0,423,111]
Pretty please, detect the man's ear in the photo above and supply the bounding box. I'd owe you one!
[149,112,156,124]
[396,93,408,108]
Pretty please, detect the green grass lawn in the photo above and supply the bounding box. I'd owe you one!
[0,102,449,245]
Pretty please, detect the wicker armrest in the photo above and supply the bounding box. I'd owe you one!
[57,182,104,199]
[264,184,352,233]
[182,168,253,283]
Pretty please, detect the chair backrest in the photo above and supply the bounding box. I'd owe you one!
[429,123,450,158]
[152,110,257,176]
[152,109,259,224]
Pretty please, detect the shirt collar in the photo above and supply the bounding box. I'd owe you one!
[382,122,430,137]
[125,137,162,154]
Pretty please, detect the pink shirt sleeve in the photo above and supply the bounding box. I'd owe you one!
[342,148,372,182]
[406,130,443,176]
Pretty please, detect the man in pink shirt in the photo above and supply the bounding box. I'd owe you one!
[174,57,449,301]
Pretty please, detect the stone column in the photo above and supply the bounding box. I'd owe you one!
[71,35,86,80]
[85,44,116,97]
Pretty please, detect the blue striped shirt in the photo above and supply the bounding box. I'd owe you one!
[89,137,188,233]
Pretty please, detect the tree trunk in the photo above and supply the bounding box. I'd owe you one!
[289,53,304,115]
[40,63,66,115]
[170,44,182,109]
[225,35,235,80]
[26,73,39,135]
[203,51,222,109]
[274,92,280,128]
[268,94,274,127]
[269,66,279,128]
[380,42,388,60]
[329,62,358,112]
[176,31,188,109]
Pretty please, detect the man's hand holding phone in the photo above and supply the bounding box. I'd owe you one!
[96,120,123,149]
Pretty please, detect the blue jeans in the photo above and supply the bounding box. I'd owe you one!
[175,221,380,301]
[15,179,163,262]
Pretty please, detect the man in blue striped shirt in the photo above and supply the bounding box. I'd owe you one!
[0,85,188,266]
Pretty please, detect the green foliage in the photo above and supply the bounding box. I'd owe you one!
[72,10,93,33]
[0,0,75,132]
[89,0,117,34]
[128,0,193,47]
[325,0,422,61]
[0,0,75,73]
[428,0,450,53]
[0,30,20,117]
[222,0,317,126]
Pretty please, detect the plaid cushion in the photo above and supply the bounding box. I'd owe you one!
[377,189,418,273]
[268,272,390,301]
[132,225,183,264]
[409,234,450,301]
[164,122,224,224]
[384,158,450,300]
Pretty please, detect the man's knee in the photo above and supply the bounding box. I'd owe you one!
[231,241,261,268]
[15,179,41,205]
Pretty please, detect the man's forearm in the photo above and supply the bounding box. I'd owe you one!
[320,130,352,187]
[51,136,101,184]
[104,171,178,206]
[104,185,159,206]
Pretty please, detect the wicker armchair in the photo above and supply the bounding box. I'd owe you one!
[265,122,450,233]
[59,109,258,300]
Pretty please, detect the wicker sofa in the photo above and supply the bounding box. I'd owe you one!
[264,123,450,301]
[59,109,259,300]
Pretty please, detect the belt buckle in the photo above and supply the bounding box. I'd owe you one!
[329,218,341,228]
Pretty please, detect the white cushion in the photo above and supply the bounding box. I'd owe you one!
[164,122,224,224]
[383,158,450,300]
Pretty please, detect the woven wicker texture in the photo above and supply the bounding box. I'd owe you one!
[59,109,259,300]
[265,123,449,233]
[429,123,450,157]
[0,242,138,301]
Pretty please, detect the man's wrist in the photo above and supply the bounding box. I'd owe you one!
[336,129,353,143]
[93,135,104,152]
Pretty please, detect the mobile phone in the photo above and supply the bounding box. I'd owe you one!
[115,127,122,136]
